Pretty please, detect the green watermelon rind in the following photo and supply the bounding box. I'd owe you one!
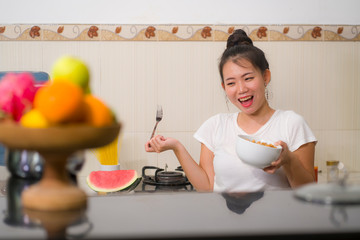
[86,170,138,193]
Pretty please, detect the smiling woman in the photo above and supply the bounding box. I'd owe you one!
[145,29,317,192]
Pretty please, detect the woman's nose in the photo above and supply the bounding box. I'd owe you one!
[237,81,247,93]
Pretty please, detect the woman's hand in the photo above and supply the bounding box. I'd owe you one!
[145,135,179,153]
[264,141,316,187]
[263,141,290,174]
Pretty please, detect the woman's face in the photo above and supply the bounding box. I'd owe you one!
[222,59,270,116]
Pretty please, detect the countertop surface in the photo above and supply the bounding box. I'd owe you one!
[1,170,360,239]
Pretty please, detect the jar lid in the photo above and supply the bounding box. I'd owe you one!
[294,182,360,204]
[326,160,339,166]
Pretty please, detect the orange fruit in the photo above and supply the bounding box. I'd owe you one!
[83,95,113,127]
[34,80,84,124]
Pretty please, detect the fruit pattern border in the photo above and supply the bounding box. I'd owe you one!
[0,24,359,41]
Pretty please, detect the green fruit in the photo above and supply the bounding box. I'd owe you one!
[51,55,91,93]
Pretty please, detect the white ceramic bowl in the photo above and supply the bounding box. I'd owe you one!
[236,135,282,169]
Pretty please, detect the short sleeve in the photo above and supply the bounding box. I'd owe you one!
[193,115,220,153]
[287,112,317,152]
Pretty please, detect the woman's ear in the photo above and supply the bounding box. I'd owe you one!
[221,82,225,90]
[264,69,271,86]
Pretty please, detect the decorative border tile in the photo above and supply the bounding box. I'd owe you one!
[0,25,43,41]
[156,25,214,41]
[0,24,359,41]
[43,24,101,41]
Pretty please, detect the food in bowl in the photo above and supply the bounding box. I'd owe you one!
[236,135,282,169]
[247,139,276,148]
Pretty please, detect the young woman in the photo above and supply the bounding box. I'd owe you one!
[145,29,317,192]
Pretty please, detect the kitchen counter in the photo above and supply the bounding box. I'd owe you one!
[1,167,360,240]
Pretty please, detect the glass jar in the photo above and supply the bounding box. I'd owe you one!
[326,160,339,183]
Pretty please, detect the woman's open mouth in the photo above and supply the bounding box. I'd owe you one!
[238,96,253,108]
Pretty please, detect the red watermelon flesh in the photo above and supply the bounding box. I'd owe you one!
[87,170,138,193]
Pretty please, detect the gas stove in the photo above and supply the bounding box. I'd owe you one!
[133,165,194,193]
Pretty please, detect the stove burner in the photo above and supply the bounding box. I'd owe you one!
[142,166,191,186]
[141,182,193,192]
[156,171,186,184]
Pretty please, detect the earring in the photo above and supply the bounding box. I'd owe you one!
[265,87,273,101]
[265,87,269,100]
[225,95,230,111]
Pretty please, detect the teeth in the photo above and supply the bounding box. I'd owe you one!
[239,96,252,102]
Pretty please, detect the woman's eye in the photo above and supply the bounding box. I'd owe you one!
[226,82,235,86]
[245,77,254,81]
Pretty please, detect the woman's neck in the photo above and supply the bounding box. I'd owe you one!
[237,104,275,134]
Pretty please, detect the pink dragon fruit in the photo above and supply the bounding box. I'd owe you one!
[0,72,38,122]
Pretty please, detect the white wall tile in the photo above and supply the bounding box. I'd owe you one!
[133,42,159,133]
[313,130,360,172]
[0,42,44,71]
[156,42,219,132]
[99,42,136,132]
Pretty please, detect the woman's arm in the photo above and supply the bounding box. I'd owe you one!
[173,143,214,192]
[264,141,316,188]
[145,135,215,192]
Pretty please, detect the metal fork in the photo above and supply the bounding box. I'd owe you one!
[150,105,163,139]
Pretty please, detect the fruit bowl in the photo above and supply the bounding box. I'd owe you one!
[0,121,121,211]
[0,121,120,152]
[236,135,282,169]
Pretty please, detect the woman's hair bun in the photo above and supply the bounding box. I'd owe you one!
[226,29,253,49]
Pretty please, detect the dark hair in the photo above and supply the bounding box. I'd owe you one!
[219,29,269,83]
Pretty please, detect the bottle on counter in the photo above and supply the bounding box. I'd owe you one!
[326,160,339,183]
[314,166,318,182]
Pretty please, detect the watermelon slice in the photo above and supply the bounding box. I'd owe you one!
[86,170,138,193]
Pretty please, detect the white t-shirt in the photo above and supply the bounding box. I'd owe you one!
[193,110,317,192]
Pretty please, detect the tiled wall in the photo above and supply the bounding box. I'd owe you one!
[1,24,359,177]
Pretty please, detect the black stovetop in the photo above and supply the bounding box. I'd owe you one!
[133,165,194,193]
